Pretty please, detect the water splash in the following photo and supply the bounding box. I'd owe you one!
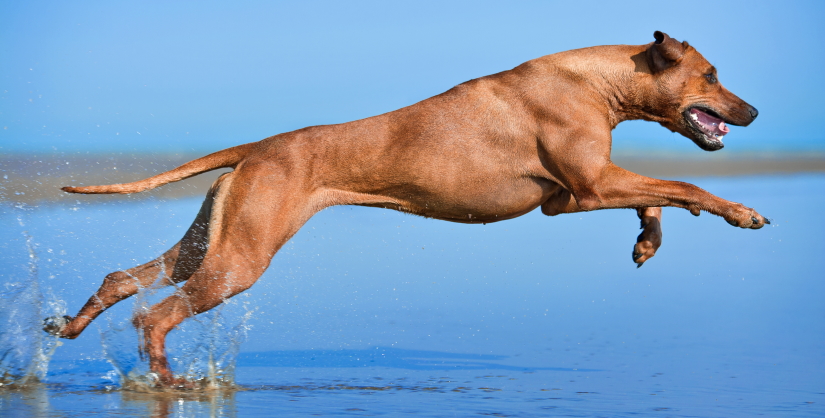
[174,301,254,386]
[0,216,65,387]
[1,206,254,392]
[98,277,255,391]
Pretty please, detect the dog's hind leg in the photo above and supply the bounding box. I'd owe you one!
[46,175,225,339]
[132,168,322,385]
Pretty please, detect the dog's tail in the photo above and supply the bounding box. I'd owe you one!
[62,143,255,194]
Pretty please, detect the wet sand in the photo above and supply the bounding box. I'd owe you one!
[2,152,824,204]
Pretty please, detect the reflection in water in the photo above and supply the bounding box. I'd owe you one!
[120,389,238,418]
[0,383,53,417]
[0,383,239,418]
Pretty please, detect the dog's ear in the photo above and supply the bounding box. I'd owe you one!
[646,31,685,73]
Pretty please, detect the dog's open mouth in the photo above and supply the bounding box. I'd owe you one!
[686,107,730,145]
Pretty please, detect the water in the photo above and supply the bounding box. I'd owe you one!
[1,174,823,416]
[0,215,65,387]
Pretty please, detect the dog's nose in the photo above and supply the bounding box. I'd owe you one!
[748,106,758,120]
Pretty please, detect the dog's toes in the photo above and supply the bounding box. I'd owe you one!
[632,245,655,267]
[632,252,651,266]
[745,212,770,229]
[749,215,771,229]
[43,315,73,337]
[633,227,661,267]
[726,205,769,229]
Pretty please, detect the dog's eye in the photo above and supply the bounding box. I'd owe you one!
[705,73,717,84]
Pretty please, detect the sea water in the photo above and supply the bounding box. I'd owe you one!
[1,174,823,417]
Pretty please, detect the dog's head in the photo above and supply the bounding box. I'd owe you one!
[645,31,758,151]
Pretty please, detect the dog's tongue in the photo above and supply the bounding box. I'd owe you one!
[690,108,730,136]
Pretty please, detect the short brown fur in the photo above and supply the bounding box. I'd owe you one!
[48,32,766,386]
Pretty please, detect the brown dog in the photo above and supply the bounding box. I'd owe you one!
[45,31,767,385]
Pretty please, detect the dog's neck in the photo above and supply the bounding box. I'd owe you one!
[536,44,675,129]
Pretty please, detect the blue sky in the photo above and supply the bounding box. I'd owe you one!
[2,0,823,155]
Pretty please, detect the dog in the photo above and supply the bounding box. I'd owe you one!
[44,31,767,386]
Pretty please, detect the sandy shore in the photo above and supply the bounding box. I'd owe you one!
[2,153,824,205]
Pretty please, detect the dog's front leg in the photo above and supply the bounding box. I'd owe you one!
[540,187,663,266]
[633,207,662,268]
[568,163,769,229]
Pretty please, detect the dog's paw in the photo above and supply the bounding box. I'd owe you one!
[43,315,73,337]
[725,205,770,229]
[633,217,662,268]
[633,239,658,268]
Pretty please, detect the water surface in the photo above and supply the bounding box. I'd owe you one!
[1,174,823,417]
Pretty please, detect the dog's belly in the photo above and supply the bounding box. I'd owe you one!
[354,177,560,224]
